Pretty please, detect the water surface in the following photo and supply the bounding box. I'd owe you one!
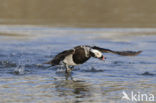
[0,25,156,103]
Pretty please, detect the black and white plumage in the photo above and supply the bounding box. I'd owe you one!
[45,45,142,73]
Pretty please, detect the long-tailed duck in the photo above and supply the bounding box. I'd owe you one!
[45,45,142,73]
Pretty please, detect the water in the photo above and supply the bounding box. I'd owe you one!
[0,25,156,103]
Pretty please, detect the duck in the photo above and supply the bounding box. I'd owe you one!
[44,45,142,73]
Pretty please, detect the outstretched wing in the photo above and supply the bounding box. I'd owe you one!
[44,49,75,65]
[92,46,142,56]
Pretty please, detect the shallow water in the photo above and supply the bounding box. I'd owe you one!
[0,25,156,103]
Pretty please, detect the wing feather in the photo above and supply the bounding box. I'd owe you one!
[44,49,75,65]
[92,46,142,56]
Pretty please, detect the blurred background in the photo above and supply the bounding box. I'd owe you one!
[0,1,156,103]
[0,0,156,27]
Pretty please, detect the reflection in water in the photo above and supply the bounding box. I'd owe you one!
[140,72,155,76]
[55,70,74,80]
[54,79,90,103]
[65,73,73,80]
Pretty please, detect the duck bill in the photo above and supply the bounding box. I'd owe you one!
[99,55,105,60]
